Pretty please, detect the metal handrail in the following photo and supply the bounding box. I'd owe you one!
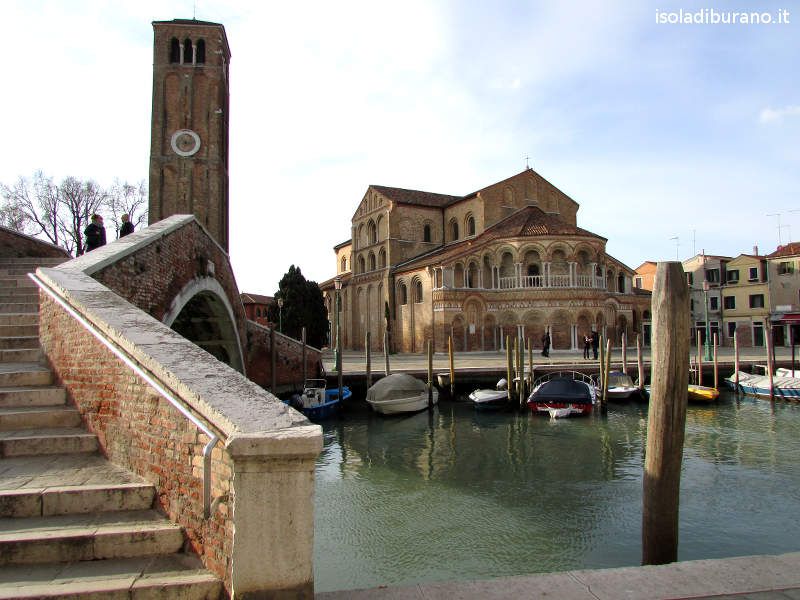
[29,272,220,519]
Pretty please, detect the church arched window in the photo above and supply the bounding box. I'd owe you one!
[423,224,431,243]
[183,39,193,64]
[466,214,475,236]
[368,221,377,245]
[358,255,365,274]
[379,248,386,269]
[449,219,459,242]
[398,282,408,305]
[341,256,347,272]
[169,38,180,63]
[196,39,206,64]
[414,279,423,303]
[368,252,376,271]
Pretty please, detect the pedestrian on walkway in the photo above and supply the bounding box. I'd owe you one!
[583,333,592,359]
[119,214,134,238]
[591,329,600,360]
[83,214,106,253]
[541,330,551,358]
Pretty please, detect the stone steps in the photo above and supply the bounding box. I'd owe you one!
[0,509,184,565]
[0,386,66,408]
[0,554,221,599]
[0,428,99,457]
[0,348,40,363]
[0,326,39,339]
[0,406,82,431]
[0,257,221,598]
[0,365,52,387]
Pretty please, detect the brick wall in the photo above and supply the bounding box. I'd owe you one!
[38,293,234,584]
[0,226,71,259]
[246,321,323,392]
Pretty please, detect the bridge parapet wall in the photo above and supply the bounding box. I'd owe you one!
[34,220,322,599]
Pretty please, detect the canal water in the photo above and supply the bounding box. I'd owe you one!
[313,391,800,593]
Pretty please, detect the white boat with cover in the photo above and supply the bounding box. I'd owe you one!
[367,373,438,415]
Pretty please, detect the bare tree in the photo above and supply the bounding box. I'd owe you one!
[104,180,148,239]
[0,171,60,245]
[57,177,106,255]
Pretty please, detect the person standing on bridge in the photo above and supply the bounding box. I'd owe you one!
[583,332,592,359]
[83,214,106,253]
[541,329,551,358]
[119,214,134,238]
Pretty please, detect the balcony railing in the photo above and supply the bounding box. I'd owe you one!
[477,275,608,291]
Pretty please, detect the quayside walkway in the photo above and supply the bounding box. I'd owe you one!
[317,551,800,599]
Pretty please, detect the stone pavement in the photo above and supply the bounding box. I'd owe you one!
[316,552,800,599]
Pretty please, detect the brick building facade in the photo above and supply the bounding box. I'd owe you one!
[322,169,651,353]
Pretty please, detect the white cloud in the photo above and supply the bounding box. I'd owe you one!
[759,105,800,124]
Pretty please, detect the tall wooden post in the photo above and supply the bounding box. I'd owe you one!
[301,327,307,385]
[602,338,611,414]
[642,262,690,565]
[598,334,605,391]
[515,336,523,403]
[734,330,740,391]
[792,326,796,377]
[527,338,533,394]
[696,330,703,387]
[713,333,718,390]
[637,334,644,391]
[365,331,372,390]
[766,324,774,401]
[506,336,513,403]
[448,335,455,396]
[427,339,434,408]
[270,327,277,392]
[383,330,390,376]
[622,332,628,374]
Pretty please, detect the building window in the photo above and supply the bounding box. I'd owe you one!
[727,322,737,338]
[379,248,386,269]
[779,261,794,275]
[398,283,408,305]
[414,280,423,303]
[686,272,694,286]
[368,221,377,245]
[634,276,643,289]
[450,219,459,242]
[196,39,205,64]
[710,296,719,310]
[749,294,765,309]
[423,224,431,243]
[368,252,376,271]
[466,214,475,236]
[183,38,193,64]
[358,255,365,274]
[748,267,759,281]
[753,322,765,346]
[169,37,181,63]
[690,299,695,312]
[724,296,736,309]
[341,257,347,272]
[727,269,739,283]
[705,268,720,283]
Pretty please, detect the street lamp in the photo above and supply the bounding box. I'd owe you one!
[702,280,712,361]
[277,297,284,334]
[334,277,343,400]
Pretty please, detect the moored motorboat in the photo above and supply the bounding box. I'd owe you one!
[725,371,800,399]
[603,371,640,400]
[469,378,510,410]
[687,384,719,403]
[367,373,438,415]
[287,379,351,420]
[527,371,596,418]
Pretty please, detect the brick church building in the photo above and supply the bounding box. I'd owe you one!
[321,169,651,353]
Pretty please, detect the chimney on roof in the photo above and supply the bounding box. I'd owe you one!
[753,245,759,256]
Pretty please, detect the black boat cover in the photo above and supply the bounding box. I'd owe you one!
[530,377,593,404]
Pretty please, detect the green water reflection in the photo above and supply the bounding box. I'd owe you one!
[314,392,800,592]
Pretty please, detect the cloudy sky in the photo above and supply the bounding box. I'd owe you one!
[1,0,798,294]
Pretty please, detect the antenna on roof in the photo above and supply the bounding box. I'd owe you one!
[525,155,530,170]
[193,0,197,19]
[669,236,679,261]
[767,212,783,245]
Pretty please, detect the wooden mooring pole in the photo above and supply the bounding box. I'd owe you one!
[365,331,372,390]
[527,338,533,398]
[696,330,703,387]
[270,327,277,392]
[506,335,513,403]
[427,339,434,408]
[636,333,644,390]
[448,335,455,396]
[301,327,307,385]
[516,336,523,403]
[734,330,740,392]
[642,262,690,565]
[713,333,718,390]
[598,334,605,392]
[792,327,796,377]
[766,325,774,401]
[602,338,611,414]
[622,331,628,374]
[383,330,390,376]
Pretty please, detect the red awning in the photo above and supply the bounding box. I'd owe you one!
[776,313,800,322]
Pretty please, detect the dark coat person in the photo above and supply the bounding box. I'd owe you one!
[83,214,106,252]
[119,214,134,238]
[591,330,600,360]
[541,331,551,357]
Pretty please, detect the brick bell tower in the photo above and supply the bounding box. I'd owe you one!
[149,19,231,251]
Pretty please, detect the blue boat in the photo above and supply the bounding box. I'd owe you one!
[288,379,352,420]
[725,371,800,399]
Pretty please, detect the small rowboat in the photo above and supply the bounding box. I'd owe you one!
[687,384,719,403]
